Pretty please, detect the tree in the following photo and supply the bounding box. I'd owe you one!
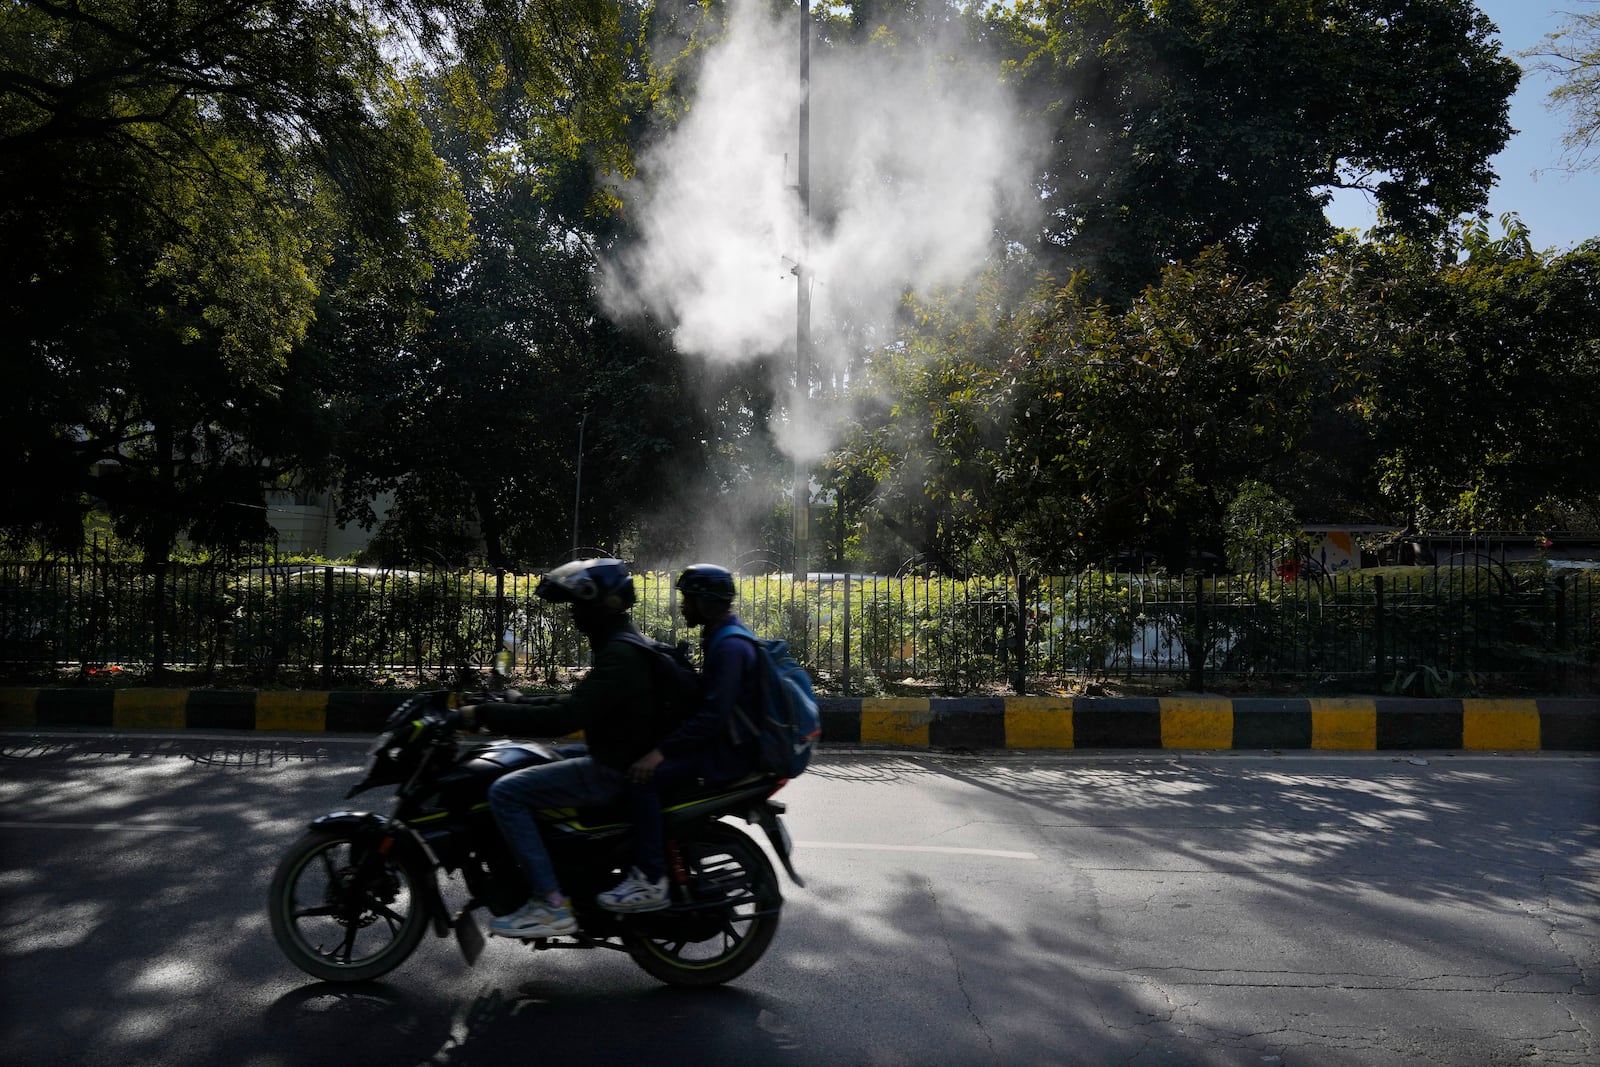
[1283,221,1600,532]
[1019,247,1307,570]
[841,265,1033,578]
[1222,480,1305,575]
[850,246,1307,575]
[990,0,1520,304]
[0,0,473,556]
[323,4,705,569]
[0,0,629,560]
[859,219,1600,579]
[1525,0,1600,172]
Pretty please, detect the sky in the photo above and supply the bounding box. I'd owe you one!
[1325,1,1599,251]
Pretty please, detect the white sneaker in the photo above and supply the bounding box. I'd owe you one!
[596,868,670,913]
[489,896,577,939]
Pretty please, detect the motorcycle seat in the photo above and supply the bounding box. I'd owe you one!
[553,772,780,831]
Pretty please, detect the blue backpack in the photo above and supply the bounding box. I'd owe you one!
[708,622,822,778]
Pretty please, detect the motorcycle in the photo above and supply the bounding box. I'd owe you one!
[267,688,803,987]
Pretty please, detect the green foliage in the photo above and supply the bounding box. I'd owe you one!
[1223,481,1303,574]
[6,560,1597,694]
[0,0,477,558]
[0,0,1584,573]
[0,0,653,564]
[852,246,1305,575]
[853,215,1600,579]
[1283,222,1600,530]
[319,2,711,569]
[988,0,1519,304]
[1524,1,1600,172]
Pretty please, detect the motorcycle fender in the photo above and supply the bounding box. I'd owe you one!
[309,809,380,833]
[751,802,805,888]
[307,811,452,938]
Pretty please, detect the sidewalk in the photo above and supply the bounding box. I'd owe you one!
[2,688,1595,751]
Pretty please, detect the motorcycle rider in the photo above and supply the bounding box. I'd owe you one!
[456,558,660,939]
[598,563,761,913]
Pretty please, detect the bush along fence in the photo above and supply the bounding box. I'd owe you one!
[0,558,1596,696]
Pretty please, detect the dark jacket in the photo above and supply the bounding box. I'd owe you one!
[477,619,658,772]
[656,614,761,782]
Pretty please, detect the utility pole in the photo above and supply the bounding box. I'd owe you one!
[572,412,587,559]
[793,0,811,578]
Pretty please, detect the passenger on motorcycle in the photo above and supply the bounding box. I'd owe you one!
[599,563,762,914]
[456,558,660,940]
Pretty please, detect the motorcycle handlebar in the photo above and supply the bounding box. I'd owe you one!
[428,691,563,736]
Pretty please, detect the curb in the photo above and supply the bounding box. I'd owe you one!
[824,696,1599,752]
[1,689,1596,751]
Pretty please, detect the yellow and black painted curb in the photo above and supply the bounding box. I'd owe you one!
[830,696,1599,751]
[0,689,1596,751]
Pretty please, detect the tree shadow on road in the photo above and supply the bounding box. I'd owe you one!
[2,738,1595,1066]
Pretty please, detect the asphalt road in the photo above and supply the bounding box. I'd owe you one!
[1,732,1596,1066]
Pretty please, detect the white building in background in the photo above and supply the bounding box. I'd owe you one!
[1298,525,1397,574]
[264,488,392,558]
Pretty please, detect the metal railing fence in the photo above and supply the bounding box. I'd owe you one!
[2,559,1595,694]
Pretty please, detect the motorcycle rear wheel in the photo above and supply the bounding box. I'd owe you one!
[268,828,431,982]
[624,822,781,987]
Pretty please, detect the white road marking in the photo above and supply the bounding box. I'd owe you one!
[0,821,201,833]
[796,841,1039,860]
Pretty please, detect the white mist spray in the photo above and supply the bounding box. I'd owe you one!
[603,0,1039,560]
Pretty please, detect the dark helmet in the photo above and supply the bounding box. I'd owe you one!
[676,563,736,603]
[537,558,636,610]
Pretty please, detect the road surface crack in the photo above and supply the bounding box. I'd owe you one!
[921,873,998,1064]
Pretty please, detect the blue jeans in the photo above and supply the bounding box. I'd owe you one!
[488,753,627,899]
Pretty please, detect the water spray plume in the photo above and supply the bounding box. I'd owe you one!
[603,0,1041,463]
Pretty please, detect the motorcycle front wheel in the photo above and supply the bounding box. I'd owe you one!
[624,822,781,987]
[268,828,432,982]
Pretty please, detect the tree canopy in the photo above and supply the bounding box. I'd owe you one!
[991,0,1519,303]
[3,0,1593,572]
[0,0,637,559]
[848,247,1306,575]
[1282,221,1600,531]
[843,220,1600,575]
[1,0,468,555]
[307,2,696,569]
[1526,0,1600,173]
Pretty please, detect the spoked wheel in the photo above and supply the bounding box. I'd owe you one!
[624,822,781,987]
[268,829,431,982]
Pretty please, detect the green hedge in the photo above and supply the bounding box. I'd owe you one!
[3,561,1595,694]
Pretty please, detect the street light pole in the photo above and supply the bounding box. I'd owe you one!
[793,0,811,578]
[572,412,587,559]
